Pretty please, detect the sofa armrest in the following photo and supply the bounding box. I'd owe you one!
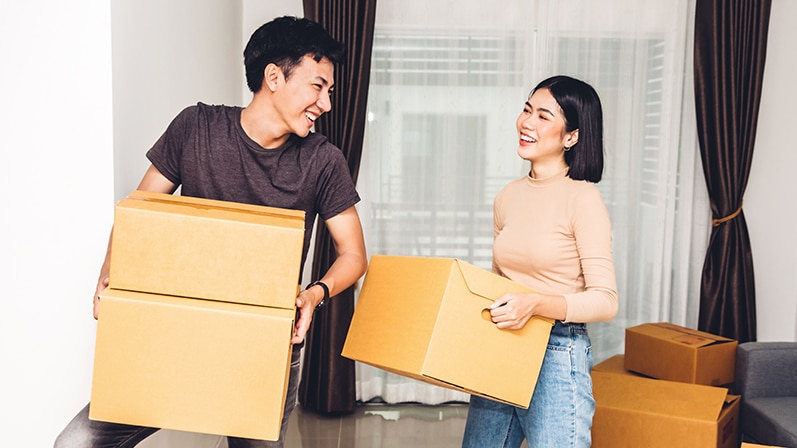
[735,342,797,399]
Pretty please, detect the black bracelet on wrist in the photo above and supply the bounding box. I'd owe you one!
[306,281,329,309]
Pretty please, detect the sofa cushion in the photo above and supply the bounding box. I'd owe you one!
[742,396,797,447]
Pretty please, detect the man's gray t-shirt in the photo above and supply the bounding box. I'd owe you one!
[146,102,360,272]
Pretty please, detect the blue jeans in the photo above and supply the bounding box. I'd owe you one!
[462,322,594,448]
[54,346,302,448]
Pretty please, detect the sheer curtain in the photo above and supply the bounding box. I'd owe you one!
[355,0,708,404]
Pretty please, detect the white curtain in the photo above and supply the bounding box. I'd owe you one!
[355,0,708,404]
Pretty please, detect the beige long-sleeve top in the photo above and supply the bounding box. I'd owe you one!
[492,168,618,323]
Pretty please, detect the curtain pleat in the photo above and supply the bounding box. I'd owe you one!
[299,0,377,414]
[693,0,771,342]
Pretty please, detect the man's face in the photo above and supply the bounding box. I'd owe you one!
[275,55,335,138]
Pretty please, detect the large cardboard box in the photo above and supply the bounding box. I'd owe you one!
[109,190,305,308]
[624,322,737,386]
[342,255,554,408]
[90,288,295,440]
[591,369,740,448]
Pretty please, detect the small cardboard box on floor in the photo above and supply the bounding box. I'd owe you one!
[342,255,554,408]
[591,354,740,448]
[90,191,305,441]
[624,322,737,386]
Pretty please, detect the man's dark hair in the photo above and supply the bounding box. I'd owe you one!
[243,16,346,93]
[531,75,605,183]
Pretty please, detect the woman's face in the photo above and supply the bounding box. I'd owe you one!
[515,88,577,165]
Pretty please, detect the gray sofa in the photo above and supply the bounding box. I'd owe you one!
[735,342,797,447]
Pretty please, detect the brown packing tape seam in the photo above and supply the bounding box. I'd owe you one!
[125,192,305,222]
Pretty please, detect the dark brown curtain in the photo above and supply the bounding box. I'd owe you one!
[693,0,771,343]
[299,0,377,414]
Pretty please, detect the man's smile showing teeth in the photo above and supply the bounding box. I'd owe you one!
[306,112,318,123]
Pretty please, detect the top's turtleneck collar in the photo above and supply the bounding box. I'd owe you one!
[525,166,569,188]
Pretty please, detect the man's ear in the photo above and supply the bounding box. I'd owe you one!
[263,63,282,92]
[565,129,579,148]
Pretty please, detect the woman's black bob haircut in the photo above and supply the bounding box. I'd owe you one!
[530,75,605,183]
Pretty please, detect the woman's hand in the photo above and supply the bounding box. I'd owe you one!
[489,292,568,329]
[489,292,539,330]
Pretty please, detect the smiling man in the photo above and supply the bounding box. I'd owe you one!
[55,16,368,448]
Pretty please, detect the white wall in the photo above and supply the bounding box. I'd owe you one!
[0,0,793,446]
[0,1,114,446]
[111,0,243,200]
[746,0,797,342]
[0,1,300,447]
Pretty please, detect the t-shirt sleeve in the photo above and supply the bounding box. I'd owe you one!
[314,143,360,220]
[562,187,619,323]
[146,106,198,186]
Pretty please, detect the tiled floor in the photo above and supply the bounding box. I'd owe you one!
[283,403,469,448]
[138,402,531,447]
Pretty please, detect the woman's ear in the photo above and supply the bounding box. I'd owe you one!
[565,129,579,148]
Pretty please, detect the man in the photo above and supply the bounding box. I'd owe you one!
[55,16,367,448]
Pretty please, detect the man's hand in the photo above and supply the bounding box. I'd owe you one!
[291,286,322,344]
[93,276,109,320]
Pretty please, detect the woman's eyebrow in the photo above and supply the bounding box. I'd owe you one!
[526,102,556,116]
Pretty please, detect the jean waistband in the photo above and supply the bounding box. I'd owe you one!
[553,320,588,335]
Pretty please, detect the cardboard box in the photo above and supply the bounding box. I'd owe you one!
[109,190,305,308]
[90,288,295,440]
[341,255,554,408]
[592,354,642,377]
[592,369,740,448]
[624,322,737,386]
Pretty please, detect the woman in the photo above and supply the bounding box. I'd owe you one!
[462,75,618,448]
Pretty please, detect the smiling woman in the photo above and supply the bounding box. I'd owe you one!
[357,0,704,406]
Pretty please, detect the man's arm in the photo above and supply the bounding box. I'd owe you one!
[93,165,177,319]
[291,205,368,344]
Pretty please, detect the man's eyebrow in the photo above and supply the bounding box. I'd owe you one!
[316,75,331,86]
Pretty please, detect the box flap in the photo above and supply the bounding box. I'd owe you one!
[592,370,729,421]
[455,259,529,300]
[633,322,734,348]
[454,259,555,325]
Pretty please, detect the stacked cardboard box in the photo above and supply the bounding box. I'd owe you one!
[624,322,737,386]
[89,191,305,441]
[342,255,554,408]
[591,323,740,448]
